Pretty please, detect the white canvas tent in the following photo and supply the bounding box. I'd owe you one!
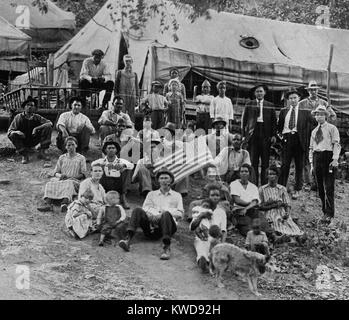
[0,16,31,73]
[54,0,349,112]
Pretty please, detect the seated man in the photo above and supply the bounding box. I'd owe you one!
[56,97,96,154]
[118,167,183,260]
[212,133,252,183]
[92,141,134,209]
[79,49,114,110]
[98,95,133,144]
[7,97,52,164]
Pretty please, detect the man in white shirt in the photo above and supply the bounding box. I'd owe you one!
[118,167,183,260]
[56,97,96,154]
[210,81,234,132]
[79,49,114,110]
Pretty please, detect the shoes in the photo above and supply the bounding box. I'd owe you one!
[198,256,209,273]
[291,191,300,200]
[61,204,68,213]
[21,156,29,164]
[37,204,53,212]
[118,239,130,252]
[98,241,104,247]
[160,246,171,260]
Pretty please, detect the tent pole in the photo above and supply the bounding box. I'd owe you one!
[327,44,334,106]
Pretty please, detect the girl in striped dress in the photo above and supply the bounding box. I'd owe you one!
[165,79,185,129]
[259,165,303,237]
[42,136,87,212]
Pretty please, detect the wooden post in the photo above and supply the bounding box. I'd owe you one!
[327,44,334,105]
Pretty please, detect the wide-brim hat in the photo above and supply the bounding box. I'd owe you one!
[155,167,175,184]
[161,122,176,135]
[284,87,301,99]
[212,117,227,127]
[250,83,269,93]
[151,137,162,145]
[306,80,321,90]
[151,80,163,87]
[21,96,37,109]
[102,140,121,154]
[311,105,330,116]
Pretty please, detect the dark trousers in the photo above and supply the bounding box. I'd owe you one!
[249,123,271,186]
[279,133,304,191]
[9,126,52,155]
[196,112,211,133]
[127,208,177,245]
[151,110,165,130]
[100,170,128,195]
[79,79,114,108]
[313,151,336,217]
[56,127,91,153]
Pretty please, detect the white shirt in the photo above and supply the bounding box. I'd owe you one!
[230,180,260,204]
[56,111,95,134]
[209,96,234,124]
[283,104,299,134]
[195,94,214,113]
[257,99,264,123]
[190,206,227,233]
[91,156,134,178]
[80,57,112,82]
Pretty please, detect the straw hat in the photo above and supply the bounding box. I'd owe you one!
[311,105,329,116]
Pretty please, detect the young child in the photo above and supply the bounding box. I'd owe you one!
[166,79,185,129]
[141,81,168,129]
[182,121,196,143]
[245,218,270,259]
[97,191,127,246]
[65,188,95,239]
[339,151,349,184]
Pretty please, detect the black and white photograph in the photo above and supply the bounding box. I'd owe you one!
[0,0,349,307]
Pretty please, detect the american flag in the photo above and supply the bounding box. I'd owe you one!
[153,136,213,184]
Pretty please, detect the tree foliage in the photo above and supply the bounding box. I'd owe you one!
[42,0,349,33]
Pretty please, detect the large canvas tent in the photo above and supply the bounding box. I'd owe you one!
[53,0,349,113]
[0,0,75,51]
[0,16,31,73]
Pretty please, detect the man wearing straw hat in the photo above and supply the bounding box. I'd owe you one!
[299,80,337,190]
[309,105,340,224]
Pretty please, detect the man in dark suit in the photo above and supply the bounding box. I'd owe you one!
[241,84,277,185]
[277,88,316,199]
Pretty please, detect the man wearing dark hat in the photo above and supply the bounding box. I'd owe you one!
[299,80,337,190]
[119,167,183,260]
[98,95,133,144]
[309,106,340,223]
[56,96,95,154]
[8,97,52,164]
[277,88,316,199]
[79,49,114,110]
[194,79,214,133]
[206,117,233,158]
[163,67,186,101]
[241,84,277,185]
[141,81,168,129]
[92,140,134,209]
[209,81,234,132]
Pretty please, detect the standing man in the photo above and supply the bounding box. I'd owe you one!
[241,84,277,185]
[309,106,340,223]
[79,49,114,110]
[194,80,214,133]
[299,80,337,189]
[56,97,95,154]
[118,167,183,260]
[277,88,316,199]
[210,81,234,132]
[7,97,52,164]
[98,96,133,143]
[206,117,233,158]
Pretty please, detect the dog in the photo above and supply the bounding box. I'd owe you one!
[209,243,267,296]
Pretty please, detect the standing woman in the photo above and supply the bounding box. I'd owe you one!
[165,79,185,129]
[39,136,87,212]
[78,163,106,218]
[114,54,139,122]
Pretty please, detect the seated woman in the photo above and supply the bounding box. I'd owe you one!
[187,164,231,221]
[259,165,304,242]
[39,136,87,212]
[78,163,106,218]
[230,164,272,238]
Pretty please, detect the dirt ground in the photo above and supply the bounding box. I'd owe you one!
[1,131,349,300]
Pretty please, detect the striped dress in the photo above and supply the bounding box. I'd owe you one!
[259,184,303,236]
[44,153,87,202]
